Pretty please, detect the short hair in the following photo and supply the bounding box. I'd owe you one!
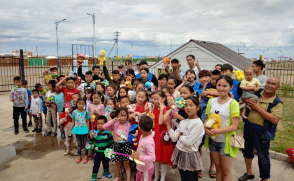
[118,65,123,69]
[66,77,75,82]
[112,70,119,75]
[140,68,149,74]
[107,84,116,91]
[48,80,56,88]
[211,70,221,76]
[85,71,93,76]
[14,76,21,82]
[171,58,179,64]
[126,69,135,76]
[186,55,195,60]
[35,83,41,89]
[158,74,168,80]
[57,75,65,82]
[215,64,222,68]
[221,64,233,72]
[97,115,107,123]
[32,89,39,94]
[198,70,211,78]
[139,115,153,132]
[73,73,77,76]
[50,67,58,72]
[253,60,265,69]
[120,96,130,102]
[22,80,28,85]
[92,66,100,71]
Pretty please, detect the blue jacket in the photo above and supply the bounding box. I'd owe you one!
[136,73,153,82]
[230,79,241,101]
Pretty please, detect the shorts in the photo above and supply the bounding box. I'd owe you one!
[209,138,230,157]
[42,102,47,114]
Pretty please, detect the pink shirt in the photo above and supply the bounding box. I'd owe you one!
[103,120,131,142]
[88,103,105,117]
[136,135,155,172]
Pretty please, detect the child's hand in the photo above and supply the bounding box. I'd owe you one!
[136,112,142,118]
[113,117,120,123]
[159,100,165,110]
[68,131,71,136]
[183,76,187,83]
[90,132,95,139]
[254,87,260,92]
[241,109,248,119]
[173,112,180,120]
[132,150,140,160]
[38,113,42,117]
[11,98,14,102]
[93,110,99,116]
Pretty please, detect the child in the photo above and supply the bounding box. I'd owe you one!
[96,83,105,103]
[89,116,114,180]
[215,64,222,72]
[156,74,168,91]
[88,90,105,130]
[161,86,171,97]
[138,68,155,94]
[166,96,204,181]
[56,76,80,103]
[120,96,131,109]
[35,83,47,121]
[118,87,128,102]
[199,70,221,121]
[30,89,43,133]
[44,80,57,137]
[132,115,156,181]
[57,75,66,87]
[153,90,173,181]
[21,80,33,127]
[77,71,94,96]
[106,84,118,102]
[69,97,90,164]
[204,75,240,181]
[54,85,65,138]
[43,67,59,85]
[240,67,261,117]
[167,76,180,99]
[71,93,80,110]
[103,61,120,92]
[60,103,73,155]
[198,70,211,96]
[176,70,202,95]
[10,76,29,134]
[136,81,145,91]
[85,88,94,110]
[103,107,132,181]
[106,98,117,121]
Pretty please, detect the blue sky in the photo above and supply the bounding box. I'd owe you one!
[0,0,293,59]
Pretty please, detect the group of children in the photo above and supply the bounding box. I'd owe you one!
[9,58,267,181]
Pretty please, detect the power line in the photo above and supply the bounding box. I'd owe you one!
[113,31,121,59]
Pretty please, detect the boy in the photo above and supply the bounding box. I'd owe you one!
[35,83,47,121]
[22,80,33,127]
[252,60,267,89]
[77,71,94,96]
[10,76,29,135]
[198,70,211,96]
[119,96,131,109]
[221,64,242,102]
[132,115,155,181]
[102,60,120,92]
[240,66,261,101]
[56,76,80,103]
[78,64,103,82]
[156,74,168,90]
[43,67,59,85]
[214,64,222,72]
[57,75,66,87]
[30,89,43,133]
[45,80,57,137]
[199,70,221,121]
[165,58,182,87]
[89,116,114,180]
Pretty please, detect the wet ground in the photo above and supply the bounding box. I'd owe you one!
[0,92,293,181]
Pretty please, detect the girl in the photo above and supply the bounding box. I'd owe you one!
[166,96,204,181]
[161,86,171,97]
[88,91,105,130]
[138,68,155,94]
[96,83,105,103]
[69,98,90,164]
[176,70,202,96]
[71,93,80,111]
[126,69,135,78]
[120,78,126,87]
[204,75,239,181]
[60,103,73,155]
[118,87,128,102]
[132,79,138,91]
[103,107,132,181]
[136,81,145,91]
[54,85,65,138]
[106,98,117,121]
[85,88,93,110]
[101,72,106,80]
[167,76,180,99]
[153,90,173,181]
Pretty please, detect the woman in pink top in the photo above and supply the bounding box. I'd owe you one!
[133,115,155,181]
[88,91,105,130]
[103,107,132,181]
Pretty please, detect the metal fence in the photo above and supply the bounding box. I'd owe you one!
[265,61,294,86]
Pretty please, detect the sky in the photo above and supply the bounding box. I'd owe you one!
[0,0,293,59]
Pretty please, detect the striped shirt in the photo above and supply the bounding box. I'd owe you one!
[89,130,114,153]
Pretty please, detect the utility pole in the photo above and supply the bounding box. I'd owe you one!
[54,19,66,67]
[36,46,38,57]
[113,31,121,59]
[170,40,172,53]
[131,43,133,61]
[87,13,96,61]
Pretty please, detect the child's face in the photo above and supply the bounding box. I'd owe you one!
[184,99,199,117]
[199,76,211,85]
[132,81,138,90]
[158,78,167,88]
[96,119,105,131]
[92,94,101,104]
[136,84,144,91]
[107,87,115,97]
[167,79,176,90]
[140,70,148,82]
[32,92,39,98]
[244,69,254,81]
[118,111,128,123]
[221,69,232,77]
[96,85,104,93]
[120,97,130,109]
[171,62,178,69]
[66,80,75,89]
[37,86,43,92]
[106,100,115,109]
[55,86,61,93]
[72,94,79,103]
[136,92,147,105]
[162,88,170,97]
[150,95,155,104]
[153,94,165,106]
[215,66,222,72]
[119,89,127,98]
[60,77,66,85]
[211,75,220,86]
[48,84,53,91]
[180,87,193,99]
[86,92,92,100]
[21,84,27,88]
[112,73,120,82]
[93,68,100,75]
[14,80,22,87]
[101,73,105,80]
[120,80,125,85]
[51,69,58,75]
[85,74,93,83]
[77,101,85,109]
[216,78,232,96]
[186,72,196,82]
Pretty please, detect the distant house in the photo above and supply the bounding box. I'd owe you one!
[149,39,252,76]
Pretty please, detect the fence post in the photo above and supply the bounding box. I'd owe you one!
[20,49,25,80]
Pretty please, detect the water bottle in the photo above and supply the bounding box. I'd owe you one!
[69,71,74,77]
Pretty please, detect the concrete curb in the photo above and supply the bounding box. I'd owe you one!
[239,149,292,163]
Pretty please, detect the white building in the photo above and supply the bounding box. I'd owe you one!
[149,39,252,76]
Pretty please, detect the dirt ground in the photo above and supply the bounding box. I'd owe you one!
[0,92,293,181]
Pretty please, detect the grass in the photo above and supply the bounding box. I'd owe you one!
[237,95,294,154]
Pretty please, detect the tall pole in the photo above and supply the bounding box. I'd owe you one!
[131,43,133,61]
[113,31,121,59]
[54,19,66,68]
[87,13,96,61]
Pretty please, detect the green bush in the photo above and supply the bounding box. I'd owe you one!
[281,83,293,97]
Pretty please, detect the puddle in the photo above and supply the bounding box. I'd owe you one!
[2,126,14,132]
[0,145,16,165]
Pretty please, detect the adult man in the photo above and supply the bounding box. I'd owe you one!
[180,55,201,82]
[239,77,283,181]
[135,61,158,87]
[253,60,267,89]
[165,58,182,87]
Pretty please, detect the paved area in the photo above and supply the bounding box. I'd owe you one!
[0,92,293,181]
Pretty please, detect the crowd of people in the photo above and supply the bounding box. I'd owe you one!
[9,55,282,181]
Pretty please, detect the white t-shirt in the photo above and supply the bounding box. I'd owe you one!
[209,97,233,142]
[45,91,56,99]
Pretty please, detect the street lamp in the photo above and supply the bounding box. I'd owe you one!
[87,13,96,64]
[54,18,66,67]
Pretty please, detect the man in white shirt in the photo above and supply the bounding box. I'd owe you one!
[180,55,201,82]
